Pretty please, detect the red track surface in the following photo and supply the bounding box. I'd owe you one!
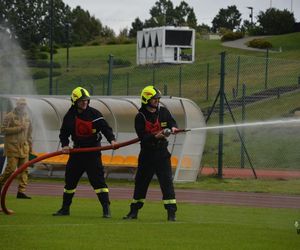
[6,182,300,209]
[201,167,300,179]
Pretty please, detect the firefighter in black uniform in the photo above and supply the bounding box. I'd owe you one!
[53,87,116,218]
[123,85,179,221]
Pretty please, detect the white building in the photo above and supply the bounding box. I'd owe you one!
[137,26,195,65]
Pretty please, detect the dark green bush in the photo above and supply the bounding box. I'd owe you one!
[221,31,244,42]
[32,70,48,79]
[38,52,48,60]
[27,60,61,68]
[40,46,50,52]
[113,58,132,67]
[32,70,61,79]
[247,39,273,49]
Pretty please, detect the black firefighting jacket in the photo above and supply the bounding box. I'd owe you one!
[135,105,177,150]
[60,105,115,148]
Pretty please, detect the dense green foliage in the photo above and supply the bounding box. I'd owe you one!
[247,39,273,49]
[221,31,244,42]
[257,8,296,35]
[212,5,242,32]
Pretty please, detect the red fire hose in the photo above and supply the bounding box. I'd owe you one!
[0,137,140,215]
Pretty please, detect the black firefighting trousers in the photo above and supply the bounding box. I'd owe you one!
[64,151,109,202]
[132,147,177,211]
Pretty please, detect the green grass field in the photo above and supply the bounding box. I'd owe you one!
[1,195,299,250]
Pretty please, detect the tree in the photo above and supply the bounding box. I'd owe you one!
[69,6,103,45]
[257,8,295,35]
[172,1,197,28]
[0,0,72,49]
[140,0,197,29]
[212,5,241,33]
[129,17,144,38]
[186,8,197,29]
[196,23,211,34]
[0,0,111,49]
[148,0,174,26]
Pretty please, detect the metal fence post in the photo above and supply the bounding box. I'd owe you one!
[241,83,246,168]
[107,54,113,95]
[179,65,182,97]
[236,56,240,96]
[206,63,210,101]
[152,67,156,85]
[48,0,54,95]
[265,48,269,89]
[218,52,226,178]
[126,73,129,95]
[164,84,168,95]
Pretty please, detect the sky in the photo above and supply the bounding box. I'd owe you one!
[63,0,300,34]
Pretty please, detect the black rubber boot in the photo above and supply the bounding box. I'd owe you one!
[52,192,74,216]
[167,209,176,221]
[52,207,70,216]
[97,192,111,218]
[123,204,139,219]
[102,203,111,218]
[16,192,31,199]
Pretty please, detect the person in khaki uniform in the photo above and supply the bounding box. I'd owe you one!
[0,98,32,199]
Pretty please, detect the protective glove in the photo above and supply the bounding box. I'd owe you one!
[62,146,71,154]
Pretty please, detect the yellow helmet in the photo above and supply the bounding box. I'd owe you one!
[141,85,161,105]
[71,87,90,105]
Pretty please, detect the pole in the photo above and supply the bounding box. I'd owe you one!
[126,73,129,95]
[107,54,113,95]
[179,65,182,97]
[265,48,269,89]
[241,84,246,168]
[49,0,54,95]
[206,63,210,101]
[218,52,226,178]
[236,56,240,96]
[247,7,253,25]
[66,23,70,72]
[152,67,156,85]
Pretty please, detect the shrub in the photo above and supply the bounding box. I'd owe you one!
[27,60,61,68]
[221,31,244,42]
[40,46,50,52]
[32,70,61,80]
[247,39,273,49]
[38,52,48,60]
[113,58,132,68]
[32,70,48,79]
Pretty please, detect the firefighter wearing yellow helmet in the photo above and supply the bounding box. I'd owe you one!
[71,86,90,105]
[53,87,116,217]
[123,85,179,221]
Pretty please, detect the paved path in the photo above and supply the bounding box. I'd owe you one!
[222,36,271,52]
[6,182,300,209]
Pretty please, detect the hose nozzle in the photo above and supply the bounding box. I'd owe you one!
[163,128,172,137]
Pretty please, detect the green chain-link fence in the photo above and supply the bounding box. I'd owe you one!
[2,51,300,178]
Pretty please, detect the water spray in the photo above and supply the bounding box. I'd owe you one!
[175,118,300,133]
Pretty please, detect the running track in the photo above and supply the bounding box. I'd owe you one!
[6,182,300,209]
